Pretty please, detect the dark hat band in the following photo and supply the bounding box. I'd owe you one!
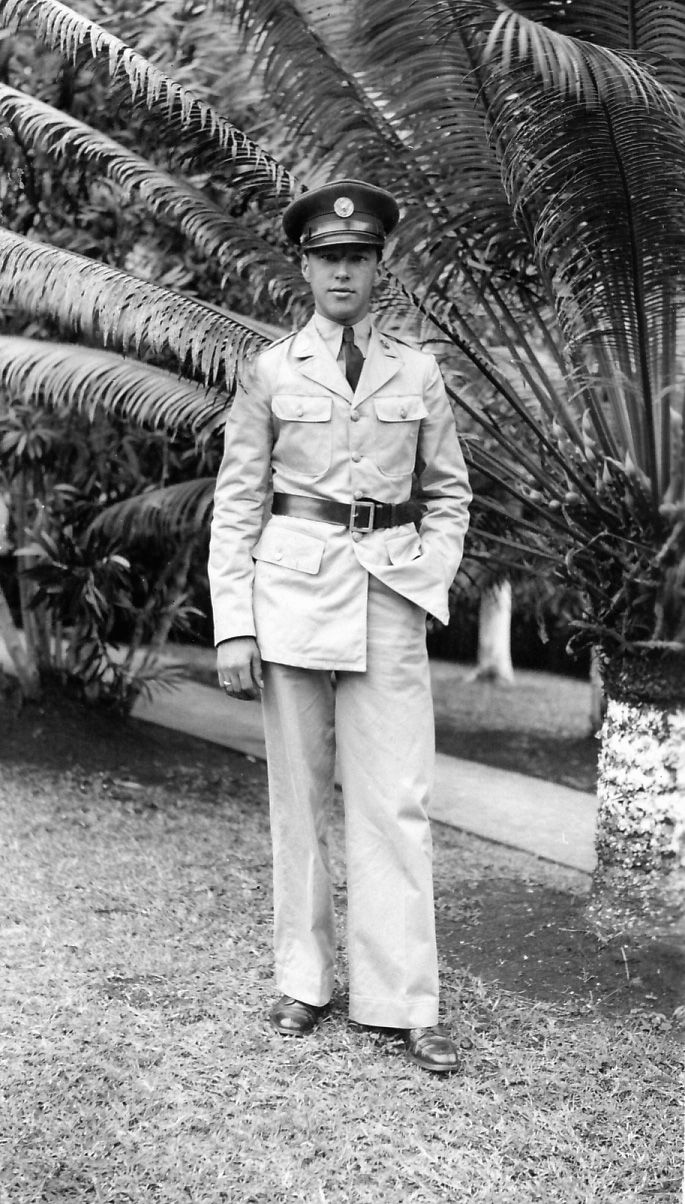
[300,212,385,249]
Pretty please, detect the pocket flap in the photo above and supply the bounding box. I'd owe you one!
[253,526,325,574]
[386,530,423,565]
[374,396,427,423]
[272,395,332,422]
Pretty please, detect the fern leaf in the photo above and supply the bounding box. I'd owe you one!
[0,229,271,390]
[0,335,230,435]
[0,83,307,313]
[0,0,295,201]
[89,479,215,540]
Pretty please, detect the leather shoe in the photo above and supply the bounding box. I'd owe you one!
[269,995,328,1037]
[405,1025,460,1073]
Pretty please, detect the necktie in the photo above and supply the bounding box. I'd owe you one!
[342,325,364,392]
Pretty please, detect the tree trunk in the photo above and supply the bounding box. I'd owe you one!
[11,474,50,674]
[468,579,515,684]
[589,646,606,732]
[591,649,685,936]
[0,580,41,700]
[0,493,10,554]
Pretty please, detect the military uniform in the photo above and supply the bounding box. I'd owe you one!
[208,180,471,1041]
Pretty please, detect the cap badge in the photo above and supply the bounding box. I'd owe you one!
[334,196,355,218]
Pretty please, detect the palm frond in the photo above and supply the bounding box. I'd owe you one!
[499,1,685,99]
[0,83,308,315]
[358,0,685,511]
[0,0,295,201]
[440,0,679,107]
[472,25,685,503]
[0,335,230,435]
[0,229,271,390]
[88,478,214,541]
[229,0,404,186]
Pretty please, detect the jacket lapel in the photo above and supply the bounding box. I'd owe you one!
[352,326,402,408]
[291,317,352,400]
[290,318,403,405]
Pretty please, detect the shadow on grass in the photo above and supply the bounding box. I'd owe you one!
[436,876,684,1016]
[435,725,598,793]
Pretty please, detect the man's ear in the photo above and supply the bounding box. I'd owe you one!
[301,253,310,282]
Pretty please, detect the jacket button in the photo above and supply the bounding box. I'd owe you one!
[350,410,360,422]
[353,489,363,500]
[351,452,362,462]
[352,531,363,543]
[399,407,407,418]
[296,406,304,416]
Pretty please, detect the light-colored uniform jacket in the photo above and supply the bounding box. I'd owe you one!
[208,316,471,671]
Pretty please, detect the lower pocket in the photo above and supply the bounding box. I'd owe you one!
[252,524,325,575]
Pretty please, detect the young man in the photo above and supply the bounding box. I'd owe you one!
[208,179,471,1072]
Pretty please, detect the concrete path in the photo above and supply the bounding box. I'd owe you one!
[133,679,598,874]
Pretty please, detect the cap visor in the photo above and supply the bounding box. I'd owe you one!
[302,231,384,249]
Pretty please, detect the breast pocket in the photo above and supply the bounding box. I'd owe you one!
[373,396,428,477]
[272,394,333,477]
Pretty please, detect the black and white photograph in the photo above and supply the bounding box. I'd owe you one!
[0,2,682,1200]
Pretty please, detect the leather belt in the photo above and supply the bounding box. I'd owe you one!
[271,492,422,533]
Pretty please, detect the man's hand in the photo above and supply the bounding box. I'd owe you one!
[216,637,263,701]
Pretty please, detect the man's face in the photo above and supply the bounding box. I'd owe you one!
[301,246,381,325]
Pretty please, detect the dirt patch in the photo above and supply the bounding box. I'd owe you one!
[435,876,684,1014]
[0,688,265,788]
[434,725,597,793]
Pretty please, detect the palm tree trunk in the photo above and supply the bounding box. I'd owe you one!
[594,651,685,924]
[598,698,685,871]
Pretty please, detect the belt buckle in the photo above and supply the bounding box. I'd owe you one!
[349,499,375,534]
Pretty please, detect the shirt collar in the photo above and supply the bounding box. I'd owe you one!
[313,312,373,356]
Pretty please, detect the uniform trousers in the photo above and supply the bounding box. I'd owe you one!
[260,575,440,1029]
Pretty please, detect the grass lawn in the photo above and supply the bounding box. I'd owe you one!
[0,686,681,1204]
